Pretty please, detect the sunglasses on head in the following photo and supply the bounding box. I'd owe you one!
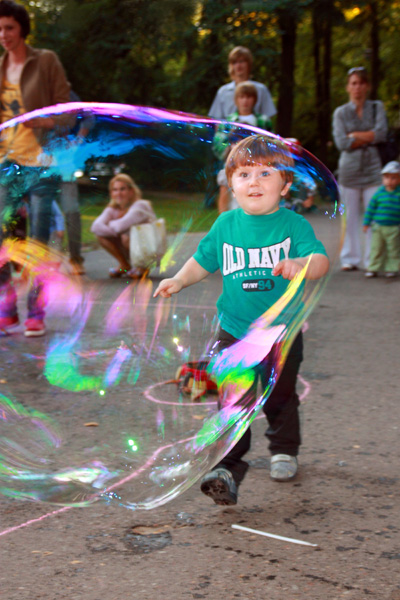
[347,67,367,76]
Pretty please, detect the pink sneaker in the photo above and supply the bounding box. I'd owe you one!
[24,318,46,338]
[0,315,20,333]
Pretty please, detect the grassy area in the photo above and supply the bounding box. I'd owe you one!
[80,189,218,246]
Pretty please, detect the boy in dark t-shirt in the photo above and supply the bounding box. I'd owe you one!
[154,135,329,505]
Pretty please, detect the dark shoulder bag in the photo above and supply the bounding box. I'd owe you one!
[372,102,399,165]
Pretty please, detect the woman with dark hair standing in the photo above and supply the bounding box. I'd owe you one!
[332,67,388,271]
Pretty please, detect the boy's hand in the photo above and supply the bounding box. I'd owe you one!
[272,259,304,280]
[153,257,210,298]
[363,225,369,233]
[153,278,183,298]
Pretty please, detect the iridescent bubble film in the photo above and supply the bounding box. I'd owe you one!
[0,104,341,509]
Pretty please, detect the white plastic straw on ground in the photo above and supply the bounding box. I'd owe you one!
[232,524,319,547]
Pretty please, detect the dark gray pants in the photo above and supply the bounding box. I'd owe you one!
[213,329,303,485]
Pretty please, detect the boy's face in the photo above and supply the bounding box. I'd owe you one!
[230,58,249,80]
[383,172,400,191]
[231,163,291,216]
[236,94,256,116]
[0,16,24,52]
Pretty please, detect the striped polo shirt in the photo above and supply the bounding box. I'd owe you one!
[363,185,400,226]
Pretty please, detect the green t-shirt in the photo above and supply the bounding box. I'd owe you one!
[193,207,327,339]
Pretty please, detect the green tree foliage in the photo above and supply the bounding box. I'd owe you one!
[10,0,400,170]
[22,0,198,106]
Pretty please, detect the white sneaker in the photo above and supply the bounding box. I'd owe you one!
[365,271,378,278]
[270,454,298,481]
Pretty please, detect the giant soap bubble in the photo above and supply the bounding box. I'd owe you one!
[0,104,341,509]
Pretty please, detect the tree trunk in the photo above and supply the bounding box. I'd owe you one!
[368,1,380,99]
[312,0,332,164]
[276,10,297,138]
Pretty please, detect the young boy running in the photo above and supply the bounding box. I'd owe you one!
[154,135,329,505]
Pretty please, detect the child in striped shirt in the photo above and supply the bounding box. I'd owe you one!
[363,161,400,278]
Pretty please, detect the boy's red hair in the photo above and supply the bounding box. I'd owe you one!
[225,135,294,186]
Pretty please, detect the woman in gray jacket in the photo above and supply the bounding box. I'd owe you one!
[332,67,388,270]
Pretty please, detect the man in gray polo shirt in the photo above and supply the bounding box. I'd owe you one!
[209,46,276,122]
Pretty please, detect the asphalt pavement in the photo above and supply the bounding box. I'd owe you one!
[1,209,400,600]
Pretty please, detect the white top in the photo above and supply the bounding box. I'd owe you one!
[90,200,156,238]
[208,80,276,120]
[235,113,257,126]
